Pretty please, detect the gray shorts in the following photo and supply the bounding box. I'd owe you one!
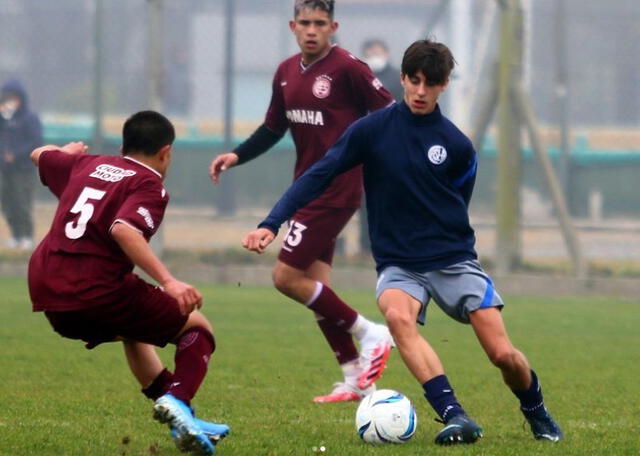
[375,260,503,325]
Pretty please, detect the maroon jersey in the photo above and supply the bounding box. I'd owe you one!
[29,150,168,311]
[265,45,393,208]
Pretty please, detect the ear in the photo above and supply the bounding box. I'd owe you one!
[158,144,172,162]
[119,146,124,156]
[331,20,339,33]
[289,19,296,32]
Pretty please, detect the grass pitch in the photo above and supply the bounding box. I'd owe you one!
[1,276,639,456]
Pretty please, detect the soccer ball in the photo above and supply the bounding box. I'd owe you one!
[355,389,417,444]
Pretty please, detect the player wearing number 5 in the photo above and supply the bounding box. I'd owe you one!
[28,111,229,455]
[210,0,396,403]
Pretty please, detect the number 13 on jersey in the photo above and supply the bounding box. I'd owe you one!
[282,220,307,251]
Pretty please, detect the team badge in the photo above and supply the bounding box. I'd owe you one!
[312,75,332,99]
[427,145,447,165]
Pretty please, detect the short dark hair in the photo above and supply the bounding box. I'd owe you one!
[294,0,334,19]
[401,38,456,86]
[122,110,175,156]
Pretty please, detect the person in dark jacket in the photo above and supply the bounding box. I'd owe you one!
[362,38,403,102]
[0,79,43,249]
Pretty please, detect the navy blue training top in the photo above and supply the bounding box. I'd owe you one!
[260,101,478,273]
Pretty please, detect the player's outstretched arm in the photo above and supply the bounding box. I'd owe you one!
[242,227,276,254]
[111,222,202,315]
[209,124,284,184]
[209,152,239,184]
[30,141,89,166]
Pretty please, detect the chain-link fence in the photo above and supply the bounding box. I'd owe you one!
[1,0,639,266]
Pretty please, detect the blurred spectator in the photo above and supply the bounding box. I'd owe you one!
[361,38,403,102]
[0,79,42,249]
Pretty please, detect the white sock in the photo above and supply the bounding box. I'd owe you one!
[347,314,372,341]
[341,359,361,385]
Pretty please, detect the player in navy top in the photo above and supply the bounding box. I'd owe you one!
[245,39,563,445]
[28,111,229,454]
[210,0,395,403]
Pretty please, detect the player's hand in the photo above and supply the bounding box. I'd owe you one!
[60,141,89,155]
[163,279,203,315]
[243,228,275,254]
[209,152,239,184]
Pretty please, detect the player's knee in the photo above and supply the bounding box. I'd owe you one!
[183,310,213,334]
[382,306,414,335]
[271,265,303,298]
[489,348,520,370]
[272,269,292,295]
[177,325,216,353]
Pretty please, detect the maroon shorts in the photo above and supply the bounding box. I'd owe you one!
[44,276,188,349]
[278,205,357,270]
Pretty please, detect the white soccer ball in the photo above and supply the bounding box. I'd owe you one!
[355,389,417,444]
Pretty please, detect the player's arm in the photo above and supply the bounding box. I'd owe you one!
[243,120,369,254]
[31,141,89,166]
[349,59,395,112]
[450,142,478,206]
[210,66,288,184]
[209,124,284,184]
[110,222,202,315]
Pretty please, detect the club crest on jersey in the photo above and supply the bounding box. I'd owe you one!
[427,145,447,165]
[312,75,332,99]
[90,164,136,182]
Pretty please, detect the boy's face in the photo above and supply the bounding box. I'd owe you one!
[0,94,21,120]
[289,8,337,63]
[401,71,448,115]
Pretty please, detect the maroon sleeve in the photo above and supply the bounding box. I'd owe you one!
[348,59,394,113]
[38,150,84,198]
[264,65,289,135]
[113,179,168,240]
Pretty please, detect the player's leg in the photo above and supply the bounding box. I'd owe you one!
[376,268,483,445]
[274,259,392,398]
[13,170,35,248]
[305,260,363,402]
[470,307,563,441]
[153,311,229,455]
[274,207,393,396]
[1,170,20,246]
[123,340,166,393]
[111,279,226,455]
[124,339,229,453]
[300,260,386,402]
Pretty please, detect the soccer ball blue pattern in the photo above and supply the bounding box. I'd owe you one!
[355,389,417,444]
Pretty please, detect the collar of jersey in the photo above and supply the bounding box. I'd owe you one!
[398,101,442,124]
[299,44,337,73]
[123,156,162,178]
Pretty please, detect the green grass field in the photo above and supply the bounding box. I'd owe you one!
[2,276,639,456]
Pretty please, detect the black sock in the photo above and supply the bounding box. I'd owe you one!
[423,375,466,422]
[512,369,545,414]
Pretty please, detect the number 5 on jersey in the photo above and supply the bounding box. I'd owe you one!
[283,220,307,252]
[65,187,106,239]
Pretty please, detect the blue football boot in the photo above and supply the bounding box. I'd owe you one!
[523,407,563,442]
[154,394,216,455]
[434,414,483,445]
[170,418,230,453]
